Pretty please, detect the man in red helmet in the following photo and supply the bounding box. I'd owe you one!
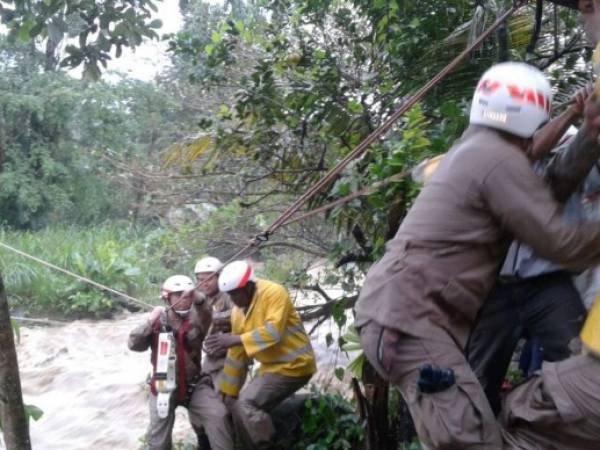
[204,261,316,450]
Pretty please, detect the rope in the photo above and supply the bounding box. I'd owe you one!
[263,1,526,235]
[0,2,526,315]
[0,242,155,310]
[11,316,69,326]
[169,1,525,310]
[281,170,411,226]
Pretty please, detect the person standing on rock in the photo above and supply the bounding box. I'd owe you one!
[128,274,233,450]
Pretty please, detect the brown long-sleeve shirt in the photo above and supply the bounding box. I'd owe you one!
[128,303,212,383]
[355,125,600,348]
[202,292,234,375]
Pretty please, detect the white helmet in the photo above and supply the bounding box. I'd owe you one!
[161,275,194,316]
[194,256,223,274]
[218,260,255,293]
[161,275,194,299]
[470,62,552,138]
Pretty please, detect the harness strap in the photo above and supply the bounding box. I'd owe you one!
[149,316,193,402]
[176,319,192,403]
[149,318,162,396]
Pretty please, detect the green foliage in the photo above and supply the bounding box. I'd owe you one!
[505,367,525,386]
[0,64,82,228]
[0,225,161,317]
[138,433,197,450]
[24,404,43,423]
[10,318,20,343]
[262,251,314,285]
[166,0,587,276]
[341,325,365,378]
[0,37,194,229]
[166,0,586,287]
[295,393,364,450]
[0,0,162,78]
[399,441,422,450]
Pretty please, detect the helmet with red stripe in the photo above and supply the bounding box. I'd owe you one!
[470,62,552,138]
[218,260,255,292]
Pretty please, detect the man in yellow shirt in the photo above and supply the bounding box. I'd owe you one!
[204,260,316,449]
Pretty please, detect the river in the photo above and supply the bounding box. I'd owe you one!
[6,309,353,450]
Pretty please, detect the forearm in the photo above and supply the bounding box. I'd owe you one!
[128,320,154,351]
[530,107,579,161]
[545,124,600,202]
[529,220,600,270]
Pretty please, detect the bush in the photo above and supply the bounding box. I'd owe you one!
[294,392,364,450]
[0,225,162,317]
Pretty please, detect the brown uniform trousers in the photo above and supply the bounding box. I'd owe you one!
[360,321,503,449]
[501,353,600,450]
[147,378,234,450]
[226,373,311,449]
[355,127,600,449]
[361,321,600,450]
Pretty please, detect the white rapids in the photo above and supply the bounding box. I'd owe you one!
[7,309,354,450]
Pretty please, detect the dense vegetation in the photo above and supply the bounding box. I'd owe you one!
[0,0,588,317]
[0,0,592,447]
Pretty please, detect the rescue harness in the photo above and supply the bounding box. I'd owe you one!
[150,317,203,417]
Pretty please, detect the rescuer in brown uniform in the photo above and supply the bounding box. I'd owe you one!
[355,62,600,449]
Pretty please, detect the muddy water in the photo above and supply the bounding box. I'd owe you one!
[8,311,351,450]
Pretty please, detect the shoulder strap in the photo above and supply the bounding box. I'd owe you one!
[149,316,163,396]
[176,319,192,402]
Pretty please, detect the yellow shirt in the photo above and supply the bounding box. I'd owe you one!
[220,279,316,397]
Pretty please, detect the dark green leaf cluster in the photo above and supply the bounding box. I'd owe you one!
[0,0,162,79]
[166,0,587,281]
[295,393,364,450]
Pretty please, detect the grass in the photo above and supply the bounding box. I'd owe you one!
[0,224,171,317]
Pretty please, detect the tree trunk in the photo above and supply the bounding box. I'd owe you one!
[354,362,394,450]
[0,274,31,450]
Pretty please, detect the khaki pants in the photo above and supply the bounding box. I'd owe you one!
[501,353,600,449]
[361,321,600,449]
[227,372,311,449]
[359,321,503,449]
[148,380,234,450]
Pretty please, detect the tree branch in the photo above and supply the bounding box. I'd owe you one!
[298,294,358,322]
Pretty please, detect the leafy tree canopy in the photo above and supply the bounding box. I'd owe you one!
[0,0,163,78]
[162,0,588,284]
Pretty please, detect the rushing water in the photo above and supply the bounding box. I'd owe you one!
[6,309,352,450]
